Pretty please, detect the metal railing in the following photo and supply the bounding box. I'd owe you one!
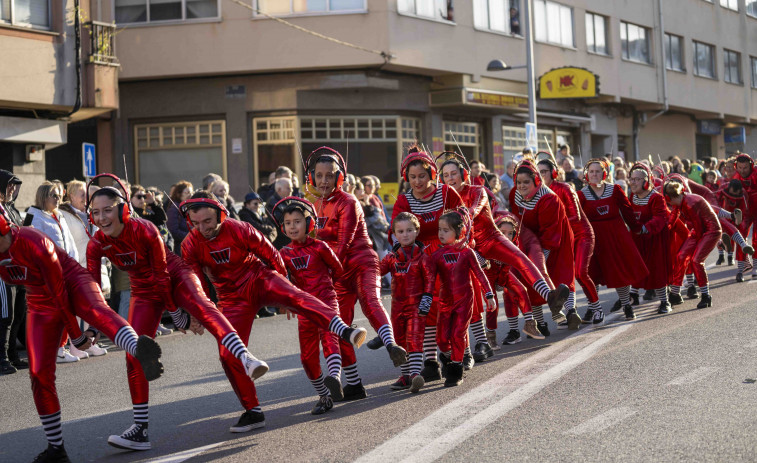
[86,21,119,65]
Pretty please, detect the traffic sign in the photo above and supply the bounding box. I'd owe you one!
[83,143,96,178]
[525,122,538,153]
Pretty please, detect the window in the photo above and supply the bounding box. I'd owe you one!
[693,41,715,78]
[533,0,574,47]
[444,121,483,161]
[720,0,738,10]
[473,0,521,35]
[398,0,452,22]
[620,21,651,63]
[115,0,219,23]
[501,125,569,161]
[0,0,50,29]
[748,0,757,17]
[664,33,684,71]
[724,49,742,84]
[255,0,365,16]
[585,12,608,55]
[751,57,757,88]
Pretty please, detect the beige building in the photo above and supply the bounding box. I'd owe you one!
[67,0,757,199]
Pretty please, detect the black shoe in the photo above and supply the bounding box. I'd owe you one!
[10,358,28,369]
[444,362,464,387]
[342,381,367,401]
[686,285,699,299]
[472,342,493,362]
[567,310,582,330]
[438,352,451,377]
[610,299,622,312]
[546,284,569,321]
[728,255,734,266]
[366,336,383,350]
[630,293,640,306]
[669,293,684,305]
[324,375,343,401]
[737,272,745,282]
[386,343,408,367]
[463,353,474,371]
[108,423,151,450]
[32,443,71,463]
[697,294,712,309]
[536,322,550,337]
[390,375,411,390]
[420,360,442,382]
[503,329,522,344]
[229,410,265,432]
[135,335,163,382]
[657,301,672,314]
[643,289,655,301]
[716,254,725,266]
[591,309,605,325]
[581,308,594,324]
[0,359,17,375]
[623,305,636,320]
[311,395,333,415]
[257,307,276,318]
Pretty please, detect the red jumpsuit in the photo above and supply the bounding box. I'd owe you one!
[672,194,722,287]
[181,219,339,410]
[549,180,598,304]
[577,184,649,288]
[629,191,670,289]
[313,188,392,366]
[429,245,492,363]
[379,242,434,353]
[485,259,530,323]
[280,238,342,382]
[87,218,240,407]
[2,227,133,416]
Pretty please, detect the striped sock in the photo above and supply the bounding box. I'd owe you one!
[40,411,63,447]
[249,406,262,413]
[685,274,696,288]
[616,286,631,306]
[563,291,576,311]
[310,374,330,397]
[718,249,725,258]
[343,364,361,386]
[508,316,519,330]
[328,316,349,338]
[655,287,668,302]
[220,332,248,361]
[670,285,681,295]
[377,324,396,346]
[728,252,734,261]
[464,345,471,357]
[718,208,731,219]
[133,403,148,425]
[738,260,747,273]
[400,362,411,376]
[470,318,487,345]
[533,279,550,300]
[423,326,437,362]
[113,326,138,356]
[326,353,342,379]
[630,287,639,295]
[532,305,545,324]
[408,352,423,376]
[699,285,710,295]
[588,300,602,311]
[523,312,533,321]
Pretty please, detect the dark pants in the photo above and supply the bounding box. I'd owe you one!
[0,283,27,362]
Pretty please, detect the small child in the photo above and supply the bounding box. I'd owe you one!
[704,171,719,193]
[273,196,367,415]
[379,212,434,393]
[430,208,495,387]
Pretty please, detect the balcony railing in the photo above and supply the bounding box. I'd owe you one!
[86,21,119,66]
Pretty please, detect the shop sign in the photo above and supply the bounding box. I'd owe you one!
[538,67,599,99]
[465,90,529,109]
[697,119,722,135]
[724,127,746,144]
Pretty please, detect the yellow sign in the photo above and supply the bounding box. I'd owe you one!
[466,90,529,109]
[538,67,599,99]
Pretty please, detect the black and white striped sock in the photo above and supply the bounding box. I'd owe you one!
[40,411,63,447]
[221,332,248,361]
[343,364,361,386]
[728,252,734,260]
[508,316,519,330]
[400,362,411,376]
[738,260,747,273]
[133,403,148,425]
[326,353,341,379]
[114,326,139,356]
[470,318,487,345]
[718,249,725,258]
[310,374,330,397]
[464,345,471,357]
[655,287,668,302]
[685,274,695,288]
[588,300,602,311]
[670,285,681,295]
[532,305,545,324]
[423,326,437,362]
[249,406,262,413]
[699,285,710,295]
[616,286,631,306]
[630,287,639,295]
[533,279,550,301]
[564,291,576,311]
[377,324,396,346]
[328,316,349,338]
[718,208,731,219]
[523,312,533,321]
[408,352,423,376]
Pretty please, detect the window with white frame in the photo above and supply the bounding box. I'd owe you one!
[533,0,573,47]
[664,33,684,71]
[693,41,715,78]
[115,0,219,23]
[255,0,365,16]
[585,12,608,55]
[0,0,50,29]
[724,49,742,84]
[398,0,451,22]
[444,121,483,161]
[720,0,738,10]
[748,0,757,16]
[501,126,564,160]
[751,57,757,88]
[620,21,651,63]
[473,0,521,35]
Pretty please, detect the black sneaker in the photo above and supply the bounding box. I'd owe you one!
[736,272,744,283]
[503,329,522,344]
[438,352,451,377]
[108,423,151,450]
[669,293,684,305]
[463,353,475,371]
[311,395,333,415]
[386,343,408,367]
[581,309,593,324]
[643,289,655,301]
[342,381,367,401]
[257,307,276,318]
[623,305,636,320]
[610,300,622,312]
[0,359,17,375]
[444,362,464,387]
[591,309,605,325]
[420,360,442,381]
[32,443,71,463]
[537,322,550,337]
[134,335,163,382]
[630,293,640,306]
[697,294,712,309]
[230,410,265,433]
[546,284,569,322]
[10,358,29,370]
[686,286,699,299]
[716,254,725,265]
[323,375,343,401]
[390,375,411,390]
[366,336,384,350]
[657,301,672,314]
[728,255,734,266]
[472,342,493,362]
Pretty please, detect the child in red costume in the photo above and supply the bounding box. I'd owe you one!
[86,177,268,449]
[430,208,495,387]
[0,212,162,463]
[273,196,355,414]
[718,179,756,277]
[379,212,434,393]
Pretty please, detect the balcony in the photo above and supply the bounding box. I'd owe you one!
[73,21,120,121]
[87,21,119,66]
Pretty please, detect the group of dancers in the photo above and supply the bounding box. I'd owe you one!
[8,147,756,463]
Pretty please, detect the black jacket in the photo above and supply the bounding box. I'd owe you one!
[238,207,278,244]
[0,170,23,226]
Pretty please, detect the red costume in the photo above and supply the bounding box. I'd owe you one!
[485,258,530,325]
[629,191,670,289]
[671,194,721,287]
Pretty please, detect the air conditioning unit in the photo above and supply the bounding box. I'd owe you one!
[26,144,44,162]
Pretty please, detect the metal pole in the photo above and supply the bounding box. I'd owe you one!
[524,0,536,125]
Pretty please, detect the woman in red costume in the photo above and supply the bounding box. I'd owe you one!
[86,175,268,449]
[577,159,648,320]
[509,160,579,333]
[0,209,162,463]
[663,181,721,308]
[718,179,755,277]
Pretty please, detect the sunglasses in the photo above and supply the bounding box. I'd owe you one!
[49,194,61,200]
[135,194,146,199]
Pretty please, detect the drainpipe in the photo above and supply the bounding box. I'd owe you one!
[646,0,669,124]
[64,0,82,118]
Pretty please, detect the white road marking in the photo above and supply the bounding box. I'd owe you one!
[147,442,224,463]
[354,318,632,463]
[565,407,637,435]
[706,264,716,269]
[666,366,719,386]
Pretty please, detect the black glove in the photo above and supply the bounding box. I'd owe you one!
[418,293,433,316]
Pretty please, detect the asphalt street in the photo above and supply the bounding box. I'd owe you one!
[1,254,756,462]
